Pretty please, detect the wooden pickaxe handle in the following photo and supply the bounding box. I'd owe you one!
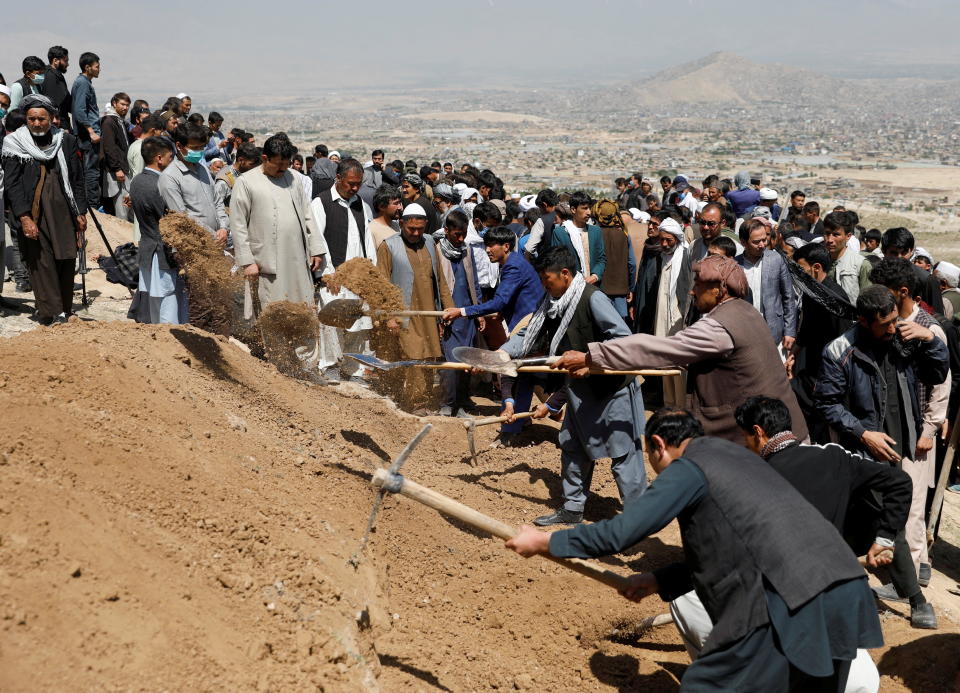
[463,411,536,429]
[372,468,632,591]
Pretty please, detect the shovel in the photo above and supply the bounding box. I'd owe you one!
[318,298,444,329]
[463,411,536,465]
[451,346,679,378]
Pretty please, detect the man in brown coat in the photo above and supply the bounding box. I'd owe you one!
[553,254,807,443]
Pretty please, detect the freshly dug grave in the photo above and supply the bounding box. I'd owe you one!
[0,322,956,692]
[324,258,404,313]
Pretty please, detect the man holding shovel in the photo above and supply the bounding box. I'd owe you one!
[497,246,646,526]
[507,408,884,692]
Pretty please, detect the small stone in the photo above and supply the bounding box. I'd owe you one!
[513,673,534,690]
[68,563,82,578]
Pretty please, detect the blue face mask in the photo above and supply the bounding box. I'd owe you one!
[183,148,204,164]
[0,109,6,120]
[31,74,45,85]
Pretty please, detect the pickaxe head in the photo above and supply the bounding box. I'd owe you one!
[462,419,478,465]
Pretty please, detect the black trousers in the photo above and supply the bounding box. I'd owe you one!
[26,254,74,322]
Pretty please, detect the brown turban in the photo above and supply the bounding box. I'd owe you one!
[592,198,623,230]
[693,254,748,299]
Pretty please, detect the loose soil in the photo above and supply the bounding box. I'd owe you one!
[256,300,320,377]
[325,258,404,313]
[0,321,957,691]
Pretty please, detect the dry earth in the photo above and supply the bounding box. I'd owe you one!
[0,216,959,691]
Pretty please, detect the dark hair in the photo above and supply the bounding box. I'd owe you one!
[372,184,401,214]
[443,209,469,233]
[802,200,820,216]
[707,236,737,258]
[139,114,164,133]
[305,156,315,166]
[473,201,502,225]
[822,210,851,234]
[869,257,917,296]
[702,174,719,188]
[173,122,209,146]
[141,136,170,165]
[881,227,914,254]
[856,285,897,322]
[483,226,516,250]
[535,188,558,209]
[734,396,792,437]
[22,56,45,74]
[505,200,521,220]
[523,208,542,226]
[864,228,882,244]
[790,190,805,200]
[371,148,384,158]
[4,109,26,132]
[47,46,68,63]
[568,191,592,209]
[292,153,303,164]
[532,246,577,274]
[615,176,627,186]
[186,113,204,126]
[208,111,223,124]
[443,161,453,168]
[417,165,432,180]
[738,217,769,243]
[337,157,364,177]
[229,127,245,138]
[78,52,99,70]
[793,241,832,272]
[314,143,329,157]
[162,97,182,112]
[659,175,671,184]
[236,142,260,162]
[645,408,704,446]
[720,206,736,230]
[644,194,659,207]
[262,134,296,159]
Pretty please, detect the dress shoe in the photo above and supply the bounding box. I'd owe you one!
[871,583,908,603]
[533,509,583,527]
[911,602,938,629]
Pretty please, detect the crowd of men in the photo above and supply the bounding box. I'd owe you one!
[2,45,960,693]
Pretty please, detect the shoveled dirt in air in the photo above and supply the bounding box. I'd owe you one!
[0,321,957,691]
[325,257,404,312]
[256,300,320,377]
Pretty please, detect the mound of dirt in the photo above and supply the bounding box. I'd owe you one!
[0,322,955,691]
[325,258,404,312]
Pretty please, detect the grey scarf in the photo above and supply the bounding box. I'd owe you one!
[1,125,80,216]
[519,271,586,357]
[437,236,465,262]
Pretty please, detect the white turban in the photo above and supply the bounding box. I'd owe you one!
[658,217,684,240]
[934,261,959,288]
[0,85,10,98]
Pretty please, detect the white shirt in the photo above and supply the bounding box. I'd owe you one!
[466,222,500,289]
[742,254,764,313]
[311,187,375,331]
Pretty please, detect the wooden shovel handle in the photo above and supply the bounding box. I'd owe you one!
[463,411,536,429]
[372,469,632,591]
[418,363,682,377]
[378,310,447,318]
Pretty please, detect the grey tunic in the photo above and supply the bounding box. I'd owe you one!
[502,290,645,460]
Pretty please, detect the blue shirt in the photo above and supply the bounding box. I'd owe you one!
[71,74,100,136]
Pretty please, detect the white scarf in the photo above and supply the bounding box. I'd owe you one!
[1,125,80,216]
[519,271,586,357]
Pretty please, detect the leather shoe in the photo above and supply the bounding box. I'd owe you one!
[918,563,931,587]
[871,583,908,603]
[533,509,583,526]
[911,602,938,629]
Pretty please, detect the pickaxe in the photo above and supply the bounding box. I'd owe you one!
[463,411,536,465]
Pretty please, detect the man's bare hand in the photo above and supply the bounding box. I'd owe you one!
[784,353,796,380]
[442,307,462,322]
[89,132,101,144]
[532,403,550,419]
[20,216,39,240]
[898,321,934,343]
[915,435,934,458]
[619,573,658,602]
[505,525,550,557]
[75,215,87,233]
[215,228,228,245]
[385,318,401,336]
[115,170,125,183]
[553,350,588,372]
[501,401,516,423]
[782,335,795,352]
[866,543,894,568]
[309,255,323,272]
[861,430,899,462]
[477,316,486,332]
[244,263,260,278]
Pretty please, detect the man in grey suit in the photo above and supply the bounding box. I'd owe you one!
[736,217,796,350]
[358,148,398,206]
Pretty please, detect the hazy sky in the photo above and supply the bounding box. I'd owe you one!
[4,0,958,103]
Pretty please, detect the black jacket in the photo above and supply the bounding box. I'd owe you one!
[767,441,911,547]
[100,114,130,175]
[39,67,72,129]
[2,130,87,222]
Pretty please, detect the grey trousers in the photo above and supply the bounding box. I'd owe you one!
[560,441,647,512]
